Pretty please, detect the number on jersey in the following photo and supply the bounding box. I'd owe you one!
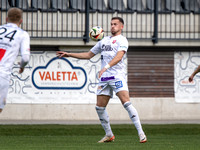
[0,27,17,42]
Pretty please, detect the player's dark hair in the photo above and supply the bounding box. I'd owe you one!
[111,17,124,25]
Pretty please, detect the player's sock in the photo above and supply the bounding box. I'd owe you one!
[123,101,144,135]
[95,106,113,137]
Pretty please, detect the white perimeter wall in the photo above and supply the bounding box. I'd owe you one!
[0,46,200,123]
[1,98,200,123]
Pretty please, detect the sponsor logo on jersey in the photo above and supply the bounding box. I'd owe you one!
[102,44,113,51]
[32,57,87,90]
[119,46,128,50]
[115,81,123,88]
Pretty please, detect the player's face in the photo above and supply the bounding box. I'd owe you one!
[110,19,124,36]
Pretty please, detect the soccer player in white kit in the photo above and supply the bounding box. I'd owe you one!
[0,8,30,113]
[56,17,147,143]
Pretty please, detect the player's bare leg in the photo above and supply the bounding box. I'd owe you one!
[96,95,115,143]
[96,95,110,107]
[0,80,8,114]
[116,90,130,104]
[117,91,147,143]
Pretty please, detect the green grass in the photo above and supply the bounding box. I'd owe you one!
[0,124,199,150]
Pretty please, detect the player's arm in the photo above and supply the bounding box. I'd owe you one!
[19,54,30,73]
[107,50,125,68]
[189,65,200,82]
[57,40,101,59]
[19,32,30,74]
[98,50,125,78]
[56,51,95,59]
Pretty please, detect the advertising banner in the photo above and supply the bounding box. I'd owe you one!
[174,51,200,103]
[7,51,120,104]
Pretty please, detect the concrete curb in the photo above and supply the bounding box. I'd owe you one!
[0,120,200,125]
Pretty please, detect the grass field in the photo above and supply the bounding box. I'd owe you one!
[0,124,199,150]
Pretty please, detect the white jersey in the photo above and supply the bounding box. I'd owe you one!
[90,34,128,78]
[0,23,30,80]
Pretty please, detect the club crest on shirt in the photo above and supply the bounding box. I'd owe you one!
[112,40,116,44]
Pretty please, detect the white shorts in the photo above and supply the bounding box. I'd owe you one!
[0,76,9,109]
[97,76,129,98]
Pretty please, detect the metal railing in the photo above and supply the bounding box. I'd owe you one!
[0,0,200,43]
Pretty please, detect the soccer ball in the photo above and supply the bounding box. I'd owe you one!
[89,26,104,41]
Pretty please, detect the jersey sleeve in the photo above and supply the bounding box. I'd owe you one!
[118,37,128,53]
[90,41,101,55]
[20,31,30,56]
[20,31,30,68]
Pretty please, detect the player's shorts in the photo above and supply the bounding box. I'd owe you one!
[97,76,128,98]
[0,76,9,109]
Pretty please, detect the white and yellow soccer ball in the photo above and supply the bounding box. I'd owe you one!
[89,26,104,41]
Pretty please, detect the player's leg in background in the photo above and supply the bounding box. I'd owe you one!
[0,77,9,113]
[117,90,147,142]
[96,95,114,137]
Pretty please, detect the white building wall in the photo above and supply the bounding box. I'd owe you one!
[1,98,200,123]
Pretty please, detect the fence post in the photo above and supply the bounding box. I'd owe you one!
[83,0,90,43]
[152,0,158,44]
[15,0,19,7]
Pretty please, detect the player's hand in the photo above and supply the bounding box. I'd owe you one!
[56,51,70,58]
[18,62,24,74]
[189,75,194,82]
[98,68,107,78]
[19,68,24,74]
